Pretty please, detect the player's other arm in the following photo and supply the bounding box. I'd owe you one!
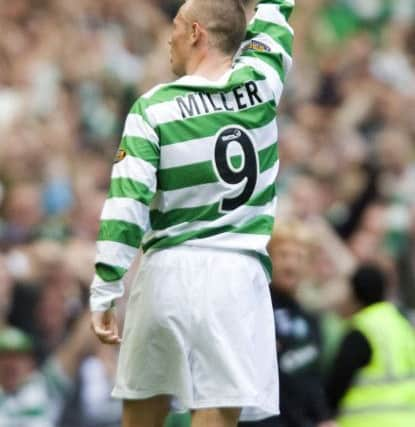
[90,99,160,343]
[237,0,295,102]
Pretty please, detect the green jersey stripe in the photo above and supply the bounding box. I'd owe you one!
[246,19,293,56]
[259,142,279,173]
[157,99,276,146]
[108,178,155,206]
[19,408,46,417]
[96,263,127,282]
[158,140,278,191]
[256,251,273,278]
[143,214,274,252]
[280,3,294,20]
[121,136,159,168]
[151,202,222,231]
[143,225,233,251]
[238,50,285,82]
[98,220,144,248]
[150,198,275,232]
[247,183,276,206]
[158,160,215,191]
[236,214,274,235]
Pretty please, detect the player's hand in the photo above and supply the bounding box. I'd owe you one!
[317,421,339,427]
[91,310,122,345]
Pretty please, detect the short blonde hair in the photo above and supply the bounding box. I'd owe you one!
[268,220,314,252]
[187,0,247,55]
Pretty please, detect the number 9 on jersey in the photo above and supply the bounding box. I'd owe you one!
[214,126,259,212]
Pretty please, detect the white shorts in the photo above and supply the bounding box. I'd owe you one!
[112,246,279,421]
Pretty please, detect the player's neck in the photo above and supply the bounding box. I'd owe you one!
[186,51,233,81]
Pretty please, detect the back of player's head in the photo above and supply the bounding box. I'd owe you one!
[351,264,387,307]
[187,0,247,55]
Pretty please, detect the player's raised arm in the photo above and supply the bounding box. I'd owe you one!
[90,99,160,315]
[237,0,295,102]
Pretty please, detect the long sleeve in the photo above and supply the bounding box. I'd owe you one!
[237,0,295,103]
[90,99,160,312]
[325,330,372,413]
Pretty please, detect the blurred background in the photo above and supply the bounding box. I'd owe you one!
[0,0,414,426]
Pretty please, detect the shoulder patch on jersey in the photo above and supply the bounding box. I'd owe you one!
[114,149,127,163]
[244,40,271,53]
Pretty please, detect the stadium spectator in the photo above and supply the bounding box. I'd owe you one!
[0,313,92,427]
[0,255,13,328]
[240,221,337,427]
[79,344,122,427]
[326,264,415,427]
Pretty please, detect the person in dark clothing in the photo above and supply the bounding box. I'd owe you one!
[240,221,337,427]
[325,264,415,427]
[325,266,382,410]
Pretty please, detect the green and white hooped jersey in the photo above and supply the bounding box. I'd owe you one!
[0,359,72,427]
[90,0,295,312]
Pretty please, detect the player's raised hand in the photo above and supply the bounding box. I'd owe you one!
[91,310,122,345]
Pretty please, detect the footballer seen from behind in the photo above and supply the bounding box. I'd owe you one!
[90,1,295,427]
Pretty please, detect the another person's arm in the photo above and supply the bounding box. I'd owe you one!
[42,311,93,424]
[325,330,372,412]
[54,311,92,378]
[237,0,295,102]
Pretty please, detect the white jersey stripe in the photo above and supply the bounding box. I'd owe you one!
[184,232,271,254]
[101,198,150,232]
[254,4,294,34]
[239,54,284,103]
[112,155,157,192]
[90,275,125,312]
[123,113,159,144]
[95,241,137,270]
[146,79,275,127]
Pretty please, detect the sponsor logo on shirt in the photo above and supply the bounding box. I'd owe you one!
[245,40,271,53]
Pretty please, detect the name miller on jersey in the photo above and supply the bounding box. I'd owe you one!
[176,80,263,119]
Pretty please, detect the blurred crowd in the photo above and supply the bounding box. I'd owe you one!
[0,0,414,426]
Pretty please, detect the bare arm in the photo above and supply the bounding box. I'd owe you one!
[54,311,93,379]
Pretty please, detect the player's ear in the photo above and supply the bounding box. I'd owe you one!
[190,22,204,46]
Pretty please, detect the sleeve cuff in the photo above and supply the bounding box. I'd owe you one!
[90,275,125,312]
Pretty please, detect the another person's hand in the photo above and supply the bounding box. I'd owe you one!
[91,310,122,345]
